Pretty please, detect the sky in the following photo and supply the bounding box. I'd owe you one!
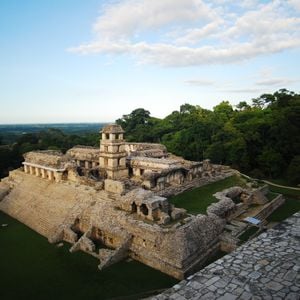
[0,0,300,124]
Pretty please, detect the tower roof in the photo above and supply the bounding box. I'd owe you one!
[101,124,124,134]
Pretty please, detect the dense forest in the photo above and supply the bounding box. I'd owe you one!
[116,89,300,184]
[0,129,99,178]
[0,89,299,184]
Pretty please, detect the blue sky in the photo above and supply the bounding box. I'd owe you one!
[0,0,299,124]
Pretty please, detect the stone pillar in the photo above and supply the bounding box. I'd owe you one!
[76,160,81,167]
[29,166,35,175]
[41,169,47,179]
[137,206,141,216]
[92,161,97,168]
[24,165,29,173]
[85,161,90,169]
[55,172,62,183]
[48,170,54,181]
[35,167,40,177]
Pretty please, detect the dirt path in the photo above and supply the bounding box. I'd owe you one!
[235,171,300,191]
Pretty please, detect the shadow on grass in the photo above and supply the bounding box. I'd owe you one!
[169,175,247,215]
[0,211,177,300]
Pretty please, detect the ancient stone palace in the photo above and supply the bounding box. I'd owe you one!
[0,124,284,279]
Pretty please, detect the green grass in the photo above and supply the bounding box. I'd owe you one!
[0,211,177,300]
[266,191,278,201]
[266,184,300,222]
[239,226,259,242]
[266,178,298,188]
[267,197,300,223]
[268,185,300,198]
[169,175,247,214]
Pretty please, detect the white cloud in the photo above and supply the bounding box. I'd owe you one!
[93,0,213,40]
[185,79,215,86]
[256,78,299,86]
[69,0,300,67]
[289,0,300,11]
[174,21,222,45]
[220,88,263,93]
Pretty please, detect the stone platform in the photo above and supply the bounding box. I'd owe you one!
[150,212,300,300]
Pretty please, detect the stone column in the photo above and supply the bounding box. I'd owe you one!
[41,169,47,179]
[76,160,81,167]
[29,166,35,175]
[85,161,90,169]
[48,170,54,181]
[92,161,97,168]
[55,172,62,183]
[137,206,141,217]
[35,167,40,177]
[24,165,29,173]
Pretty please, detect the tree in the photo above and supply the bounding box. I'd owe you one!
[287,156,300,185]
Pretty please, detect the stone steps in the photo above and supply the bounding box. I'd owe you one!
[0,174,90,239]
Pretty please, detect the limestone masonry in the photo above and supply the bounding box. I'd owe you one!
[0,124,285,279]
[149,212,300,299]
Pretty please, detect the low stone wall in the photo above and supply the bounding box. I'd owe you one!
[149,212,300,299]
[254,194,285,221]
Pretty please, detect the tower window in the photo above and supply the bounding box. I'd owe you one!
[106,133,109,139]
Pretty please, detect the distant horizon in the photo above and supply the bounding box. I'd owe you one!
[0,122,110,126]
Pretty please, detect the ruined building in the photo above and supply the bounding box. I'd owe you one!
[0,124,283,279]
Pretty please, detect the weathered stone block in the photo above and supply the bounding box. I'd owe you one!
[104,179,125,195]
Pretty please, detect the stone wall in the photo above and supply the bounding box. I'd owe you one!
[24,150,67,169]
[104,179,125,195]
[125,142,167,153]
[149,212,300,299]
[67,146,100,162]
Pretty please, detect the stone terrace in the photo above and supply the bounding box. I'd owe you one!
[149,212,300,300]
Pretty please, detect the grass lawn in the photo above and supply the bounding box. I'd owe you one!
[239,226,259,242]
[268,185,300,198]
[266,191,278,201]
[0,211,177,300]
[266,184,300,222]
[267,197,300,222]
[266,178,298,188]
[169,175,247,214]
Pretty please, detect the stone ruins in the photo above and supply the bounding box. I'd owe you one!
[0,124,284,279]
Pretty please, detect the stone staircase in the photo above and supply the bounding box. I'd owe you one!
[0,172,97,239]
[98,234,133,270]
[48,198,95,243]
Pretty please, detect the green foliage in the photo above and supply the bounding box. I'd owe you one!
[0,128,100,179]
[287,156,300,185]
[267,198,300,222]
[117,89,300,183]
[0,89,299,183]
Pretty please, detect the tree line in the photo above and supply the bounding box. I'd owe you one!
[116,89,300,184]
[0,89,299,184]
[0,129,99,178]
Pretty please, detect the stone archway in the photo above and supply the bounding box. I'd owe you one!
[140,204,149,216]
